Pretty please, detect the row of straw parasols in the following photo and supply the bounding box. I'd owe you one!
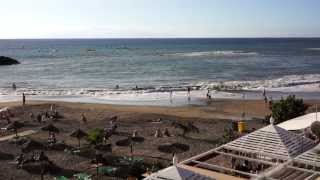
[41,124,87,148]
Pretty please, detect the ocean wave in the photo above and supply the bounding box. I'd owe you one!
[199,74,320,92]
[166,50,258,58]
[1,74,319,97]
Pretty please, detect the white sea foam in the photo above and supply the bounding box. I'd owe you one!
[0,74,319,105]
[0,74,319,97]
[199,74,320,92]
[306,48,320,51]
[166,50,258,58]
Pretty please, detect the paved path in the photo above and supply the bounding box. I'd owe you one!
[0,130,37,141]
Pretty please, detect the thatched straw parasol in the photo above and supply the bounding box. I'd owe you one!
[70,129,88,148]
[115,138,131,147]
[6,121,24,137]
[0,151,14,160]
[21,139,45,153]
[41,124,59,135]
[131,136,144,143]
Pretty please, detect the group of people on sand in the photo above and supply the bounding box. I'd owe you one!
[48,131,57,145]
[0,107,14,124]
[103,116,118,143]
[169,86,192,103]
[154,128,171,138]
[262,88,273,106]
[172,87,213,103]
[15,151,50,168]
[12,83,27,106]
[30,104,59,123]
[81,113,119,143]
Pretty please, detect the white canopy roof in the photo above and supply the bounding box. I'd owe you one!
[0,107,9,113]
[223,124,315,160]
[144,165,213,180]
[278,112,320,131]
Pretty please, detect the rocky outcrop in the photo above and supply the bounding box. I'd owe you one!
[0,56,20,65]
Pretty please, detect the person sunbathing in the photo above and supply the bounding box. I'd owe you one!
[15,153,25,168]
[38,151,49,162]
[48,132,57,145]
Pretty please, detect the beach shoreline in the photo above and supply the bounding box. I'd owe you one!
[1,88,320,107]
[1,98,319,120]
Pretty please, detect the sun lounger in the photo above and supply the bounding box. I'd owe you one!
[98,166,117,175]
[73,173,92,180]
[54,176,69,180]
[64,148,80,155]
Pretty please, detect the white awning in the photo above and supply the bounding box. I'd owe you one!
[0,107,9,113]
[278,112,320,131]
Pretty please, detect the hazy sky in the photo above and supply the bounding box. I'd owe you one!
[0,0,319,38]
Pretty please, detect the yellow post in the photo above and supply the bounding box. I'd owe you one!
[238,121,246,133]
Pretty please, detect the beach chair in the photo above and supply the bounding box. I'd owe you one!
[98,166,117,175]
[73,173,92,180]
[64,148,81,155]
[54,176,69,180]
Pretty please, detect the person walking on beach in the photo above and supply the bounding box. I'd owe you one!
[37,114,42,123]
[187,87,191,101]
[12,83,17,91]
[262,88,267,103]
[264,96,268,104]
[30,112,34,121]
[268,96,273,108]
[50,104,55,112]
[206,89,212,100]
[22,93,26,106]
[169,90,173,103]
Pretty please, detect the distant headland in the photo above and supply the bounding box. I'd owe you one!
[0,56,20,66]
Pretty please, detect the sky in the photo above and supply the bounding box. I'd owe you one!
[0,0,319,39]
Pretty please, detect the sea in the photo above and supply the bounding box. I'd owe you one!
[1,38,320,105]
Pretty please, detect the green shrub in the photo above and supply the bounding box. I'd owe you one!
[87,128,104,145]
[311,121,320,139]
[270,95,308,124]
[222,127,237,143]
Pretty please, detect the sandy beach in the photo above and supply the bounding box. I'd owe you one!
[0,99,318,179]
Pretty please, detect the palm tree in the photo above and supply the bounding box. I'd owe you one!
[70,129,88,148]
[41,124,59,137]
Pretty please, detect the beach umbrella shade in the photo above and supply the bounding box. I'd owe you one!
[115,138,131,147]
[158,143,190,154]
[21,139,45,153]
[41,124,59,134]
[0,151,14,160]
[131,136,144,143]
[6,121,24,137]
[70,129,88,148]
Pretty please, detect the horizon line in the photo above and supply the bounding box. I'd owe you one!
[1,36,320,40]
